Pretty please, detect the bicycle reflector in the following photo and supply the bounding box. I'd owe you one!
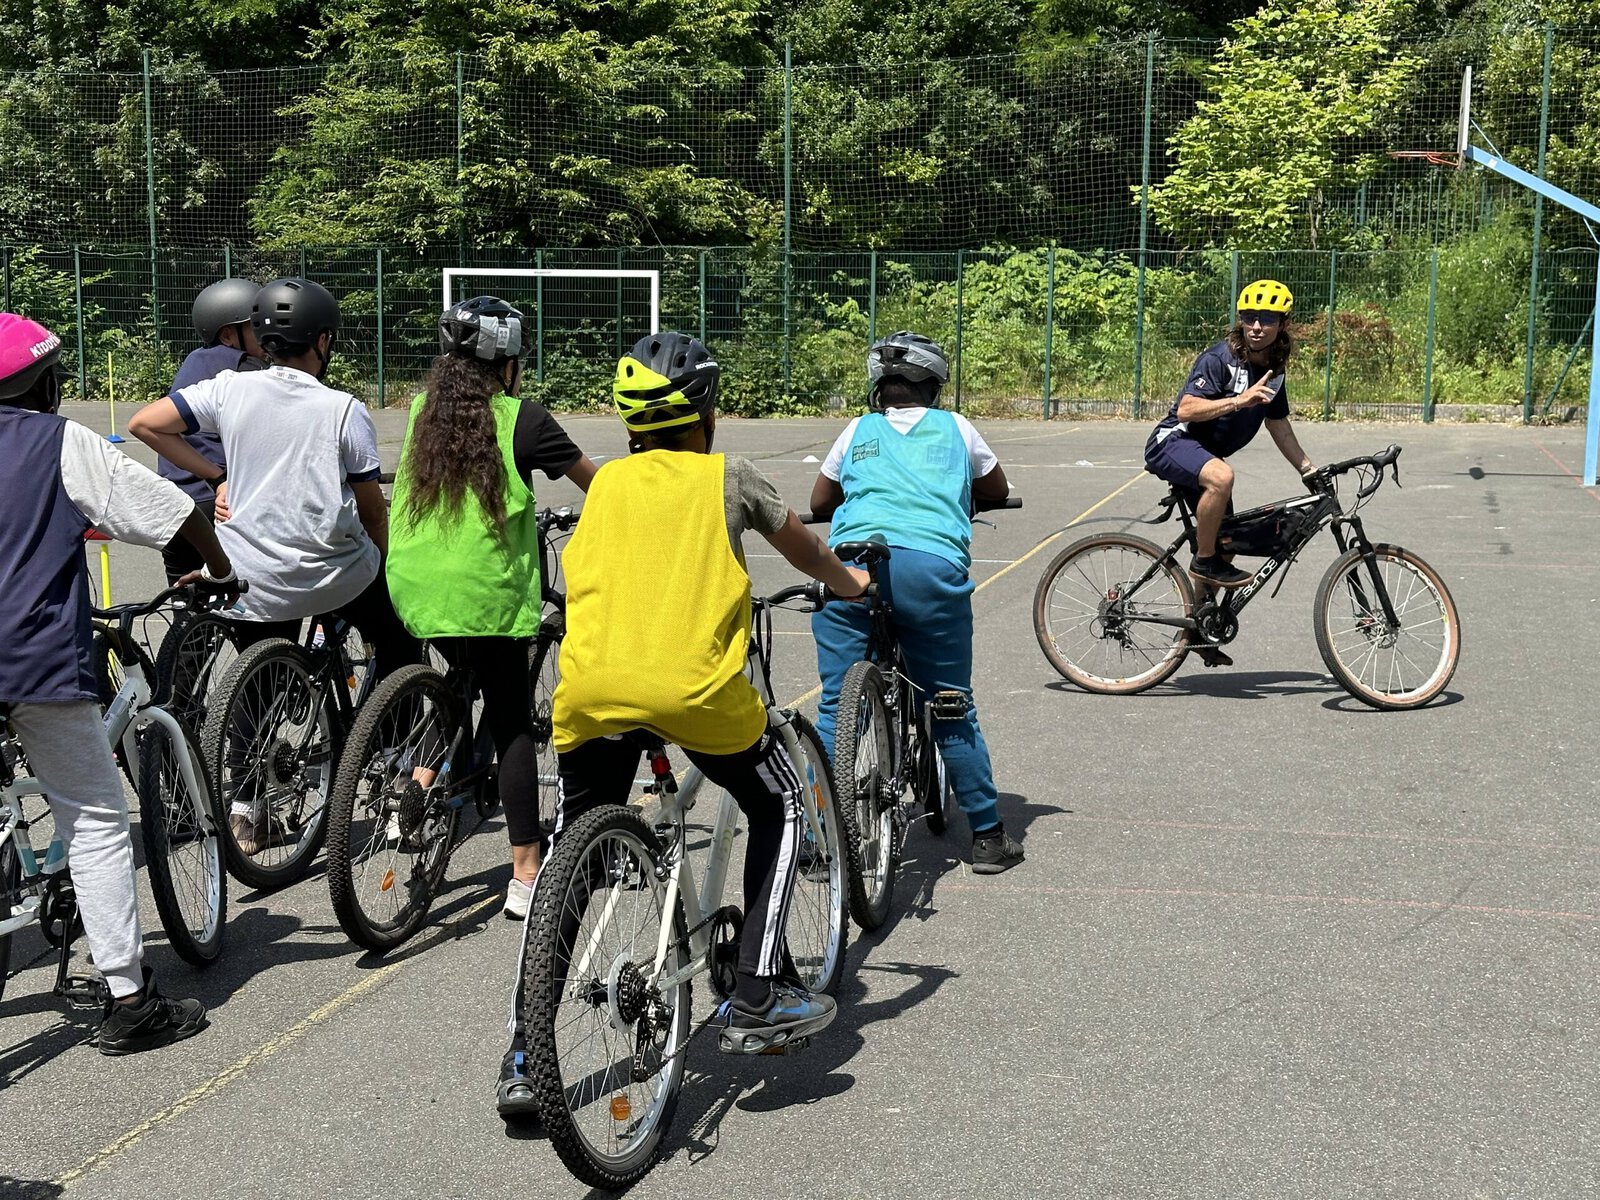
[611,1094,632,1121]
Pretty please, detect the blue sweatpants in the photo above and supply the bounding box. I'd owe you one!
[811,546,1000,834]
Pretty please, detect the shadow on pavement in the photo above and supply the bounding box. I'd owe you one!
[0,1175,65,1200]
[1320,690,1464,713]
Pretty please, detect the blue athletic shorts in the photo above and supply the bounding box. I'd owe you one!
[1144,428,1236,517]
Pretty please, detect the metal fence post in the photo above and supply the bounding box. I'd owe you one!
[698,250,708,343]
[1322,250,1337,420]
[1422,249,1439,422]
[1132,32,1155,420]
[535,248,544,384]
[1523,23,1555,424]
[143,51,161,376]
[867,250,878,347]
[1229,250,1239,313]
[375,247,385,408]
[222,245,232,277]
[1042,246,1056,419]
[782,42,794,398]
[456,52,467,260]
[616,248,625,354]
[953,249,965,413]
[73,246,86,400]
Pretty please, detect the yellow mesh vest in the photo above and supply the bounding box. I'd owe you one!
[553,451,767,757]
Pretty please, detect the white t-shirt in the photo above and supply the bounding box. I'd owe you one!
[174,365,382,620]
[60,421,194,548]
[820,407,998,482]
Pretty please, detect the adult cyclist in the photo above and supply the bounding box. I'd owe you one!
[130,278,423,854]
[494,333,867,1118]
[808,331,1023,875]
[1144,279,1316,602]
[0,312,239,1053]
[386,296,596,922]
[157,278,264,584]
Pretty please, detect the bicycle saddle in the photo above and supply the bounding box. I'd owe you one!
[833,537,891,565]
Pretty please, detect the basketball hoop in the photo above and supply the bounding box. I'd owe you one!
[1387,150,1462,169]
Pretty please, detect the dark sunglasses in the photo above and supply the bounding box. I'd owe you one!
[1239,311,1283,327]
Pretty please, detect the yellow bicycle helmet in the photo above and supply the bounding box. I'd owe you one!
[612,332,720,435]
[1237,279,1294,316]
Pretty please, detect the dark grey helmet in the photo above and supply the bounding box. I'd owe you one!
[251,277,339,354]
[193,278,260,345]
[867,331,949,409]
[439,295,524,363]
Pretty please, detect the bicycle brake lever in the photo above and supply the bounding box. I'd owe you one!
[1392,460,1402,488]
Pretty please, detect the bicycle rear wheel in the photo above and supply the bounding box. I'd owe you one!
[917,726,954,837]
[1313,543,1461,710]
[156,610,240,733]
[203,639,339,891]
[784,714,849,996]
[1033,533,1196,694]
[834,660,896,931]
[523,805,690,1191]
[326,665,463,952]
[137,719,225,965]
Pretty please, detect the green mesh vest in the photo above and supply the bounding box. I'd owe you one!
[386,392,541,639]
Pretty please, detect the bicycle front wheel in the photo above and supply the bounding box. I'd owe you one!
[327,665,463,952]
[1313,543,1461,710]
[155,610,240,733]
[1033,533,1196,694]
[523,805,690,1191]
[785,713,849,996]
[137,719,226,965]
[834,660,897,931]
[203,639,339,891]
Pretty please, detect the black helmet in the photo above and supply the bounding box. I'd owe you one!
[612,332,720,435]
[439,295,524,363]
[251,277,339,354]
[867,331,949,410]
[192,278,260,345]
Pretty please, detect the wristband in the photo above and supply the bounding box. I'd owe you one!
[208,468,227,489]
[200,564,237,585]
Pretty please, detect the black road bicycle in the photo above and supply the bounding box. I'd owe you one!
[1032,445,1461,710]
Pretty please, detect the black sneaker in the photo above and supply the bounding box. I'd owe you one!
[716,983,836,1054]
[95,967,207,1056]
[496,1046,540,1121]
[972,824,1024,875]
[1189,555,1251,589]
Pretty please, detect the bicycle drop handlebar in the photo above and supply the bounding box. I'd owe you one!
[91,578,250,624]
[1307,444,1402,501]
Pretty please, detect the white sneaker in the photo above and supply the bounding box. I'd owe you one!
[503,876,533,921]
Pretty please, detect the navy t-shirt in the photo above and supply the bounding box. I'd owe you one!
[1150,340,1289,459]
[158,345,261,500]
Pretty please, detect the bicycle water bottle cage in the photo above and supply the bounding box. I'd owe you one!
[833,539,891,566]
[928,690,971,721]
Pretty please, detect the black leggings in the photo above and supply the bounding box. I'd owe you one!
[431,636,540,849]
[231,569,424,685]
[554,722,803,982]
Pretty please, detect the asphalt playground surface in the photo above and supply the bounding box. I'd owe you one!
[4,405,1599,1199]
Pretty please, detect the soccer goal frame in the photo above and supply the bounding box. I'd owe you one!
[440,268,661,336]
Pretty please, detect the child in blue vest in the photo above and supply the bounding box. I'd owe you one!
[808,331,1023,873]
[0,313,241,1053]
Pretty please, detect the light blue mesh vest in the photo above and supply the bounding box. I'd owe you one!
[828,409,973,571]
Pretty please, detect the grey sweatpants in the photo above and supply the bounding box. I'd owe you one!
[9,700,145,998]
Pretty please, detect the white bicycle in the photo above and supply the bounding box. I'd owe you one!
[518,581,849,1190]
[0,583,238,1008]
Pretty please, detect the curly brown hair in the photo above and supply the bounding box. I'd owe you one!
[399,354,510,539]
[1227,320,1294,374]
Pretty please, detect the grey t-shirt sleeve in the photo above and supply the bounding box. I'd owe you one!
[723,456,789,542]
[59,420,194,548]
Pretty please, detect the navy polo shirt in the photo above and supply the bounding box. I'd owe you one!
[1150,340,1289,459]
[157,345,260,500]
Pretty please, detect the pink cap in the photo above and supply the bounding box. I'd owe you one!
[0,312,62,399]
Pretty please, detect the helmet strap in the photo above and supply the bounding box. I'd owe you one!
[314,331,332,381]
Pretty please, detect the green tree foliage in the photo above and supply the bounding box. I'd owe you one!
[1146,0,1424,249]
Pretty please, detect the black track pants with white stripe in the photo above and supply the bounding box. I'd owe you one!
[555,721,803,981]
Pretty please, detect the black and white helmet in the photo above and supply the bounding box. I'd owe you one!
[867,331,949,408]
[439,295,524,364]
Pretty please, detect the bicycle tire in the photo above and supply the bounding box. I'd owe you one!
[1313,543,1461,710]
[202,638,339,892]
[523,804,690,1190]
[155,610,240,734]
[1032,533,1196,694]
[137,719,226,965]
[0,838,19,1006]
[326,665,463,952]
[834,660,896,931]
[919,730,954,837]
[529,626,562,836]
[785,713,849,996]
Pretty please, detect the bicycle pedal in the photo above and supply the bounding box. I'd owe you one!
[759,1036,810,1056]
[59,974,111,1011]
[927,690,970,721]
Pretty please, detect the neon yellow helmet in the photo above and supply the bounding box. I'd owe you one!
[612,332,720,435]
[1237,279,1294,316]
